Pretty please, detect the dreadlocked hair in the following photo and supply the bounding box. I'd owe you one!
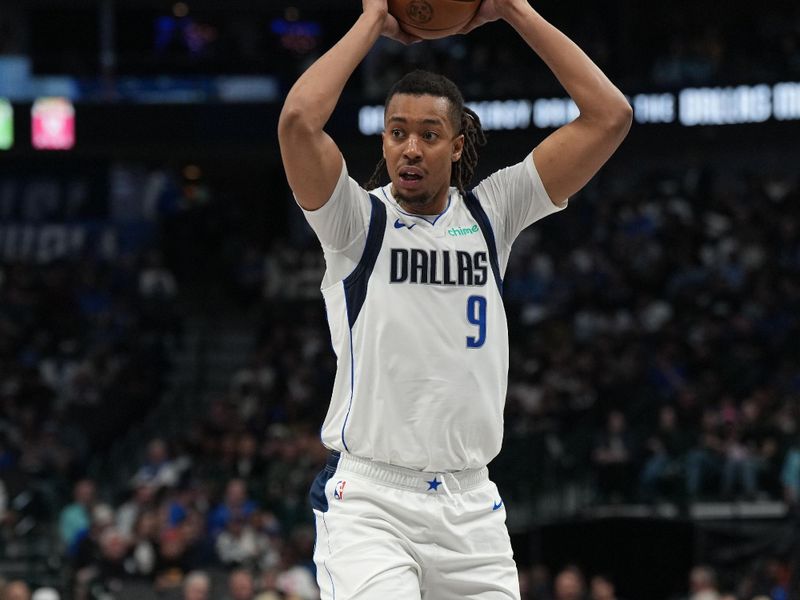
[364,70,487,195]
[454,107,487,194]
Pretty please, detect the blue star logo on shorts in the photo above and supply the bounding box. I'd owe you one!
[426,478,441,491]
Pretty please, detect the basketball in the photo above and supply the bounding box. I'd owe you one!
[388,0,482,40]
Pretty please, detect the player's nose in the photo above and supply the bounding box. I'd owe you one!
[402,136,422,160]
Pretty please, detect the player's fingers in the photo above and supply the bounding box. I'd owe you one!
[382,31,420,44]
[384,26,423,44]
[397,32,424,44]
[458,17,486,34]
[382,13,423,44]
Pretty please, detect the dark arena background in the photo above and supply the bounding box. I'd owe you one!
[1,1,800,599]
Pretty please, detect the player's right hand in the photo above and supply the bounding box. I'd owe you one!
[363,0,422,45]
[460,0,530,34]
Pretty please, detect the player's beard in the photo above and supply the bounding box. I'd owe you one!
[393,187,431,210]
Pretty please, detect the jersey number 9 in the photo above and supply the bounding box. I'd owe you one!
[466,295,487,348]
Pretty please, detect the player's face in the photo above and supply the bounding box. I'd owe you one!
[382,93,464,215]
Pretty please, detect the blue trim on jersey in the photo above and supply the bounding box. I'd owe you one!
[430,196,452,226]
[341,323,354,451]
[343,194,387,328]
[380,187,452,225]
[340,195,386,450]
[464,190,503,294]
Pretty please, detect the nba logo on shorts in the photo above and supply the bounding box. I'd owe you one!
[334,480,346,500]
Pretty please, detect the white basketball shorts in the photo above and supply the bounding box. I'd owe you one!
[309,451,520,600]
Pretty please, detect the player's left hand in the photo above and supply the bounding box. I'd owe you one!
[363,0,422,44]
[458,0,525,34]
[382,12,423,44]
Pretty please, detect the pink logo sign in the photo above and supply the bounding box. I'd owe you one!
[32,98,75,150]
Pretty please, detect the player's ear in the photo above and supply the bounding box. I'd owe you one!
[452,134,464,162]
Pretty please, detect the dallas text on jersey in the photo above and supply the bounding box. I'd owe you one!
[389,248,489,286]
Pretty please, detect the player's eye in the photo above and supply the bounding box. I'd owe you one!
[390,129,404,138]
[423,131,439,141]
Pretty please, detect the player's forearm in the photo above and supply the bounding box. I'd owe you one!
[505,4,631,126]
[279,11,385,133]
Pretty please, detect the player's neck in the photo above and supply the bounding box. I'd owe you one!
[393,187,450,216]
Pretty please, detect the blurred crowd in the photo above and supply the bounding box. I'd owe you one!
[516,561,794,600]
[500,165,800,509]
[53,434,323,600]
[0,251,178,533]
[1,156,799,599]
[347,1,800,100]
[3,2,800,102]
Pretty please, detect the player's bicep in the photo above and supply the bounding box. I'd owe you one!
[278,120,344,211]
[532,112,631,205]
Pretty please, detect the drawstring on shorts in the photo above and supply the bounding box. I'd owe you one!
[439,471,465,507]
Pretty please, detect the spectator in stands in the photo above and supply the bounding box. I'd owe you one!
[128,509,159,577]
[227,569,256,600]
[554,566,587,600]
[131,438,180,490]
[591,410,636,503]
[59,478,96,553]
[720,422,759,499]
[75,527,134,600]
[685,410,724,499]
[153,527,193,592]
[208,478,258,539]
[590,574,621,600]
[182,571,211,600]
[254,569,282,600]
[639,405,692,503]
[273,541,319,600]
[215,514,269,568]
[71,503,115,575]
[115,479,156,537]
[524,564,553,600]
[780,438,800,507]
[138,251,178,301]
[688,565,720,600]
[177,505,216,567]
[275,570,319,600]
[138,250,182,345]
[1,581,31,600]
[233,433,267,482]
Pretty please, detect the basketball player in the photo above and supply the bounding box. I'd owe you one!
[278,0,631,598]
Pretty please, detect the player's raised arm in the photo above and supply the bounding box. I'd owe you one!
[461,0,633,206]
[278,1,418,211]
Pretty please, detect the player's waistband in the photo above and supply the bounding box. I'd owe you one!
[328,451,489,493]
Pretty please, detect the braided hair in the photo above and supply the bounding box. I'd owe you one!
[364,70,487,196]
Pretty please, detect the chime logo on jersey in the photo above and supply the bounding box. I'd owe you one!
[390,248,488,286]
[334,480,346,500]
[447,224,479,237]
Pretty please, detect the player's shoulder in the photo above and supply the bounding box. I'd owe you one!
[473,156,536,192]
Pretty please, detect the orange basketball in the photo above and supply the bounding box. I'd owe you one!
[388,0,482,40]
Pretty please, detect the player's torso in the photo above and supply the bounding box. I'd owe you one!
[321,191,509,472]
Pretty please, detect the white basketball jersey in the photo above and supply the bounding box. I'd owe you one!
[303,157,565,473]
[319,187,508,473]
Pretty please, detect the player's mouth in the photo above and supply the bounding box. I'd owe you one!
[397,166,425,190]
